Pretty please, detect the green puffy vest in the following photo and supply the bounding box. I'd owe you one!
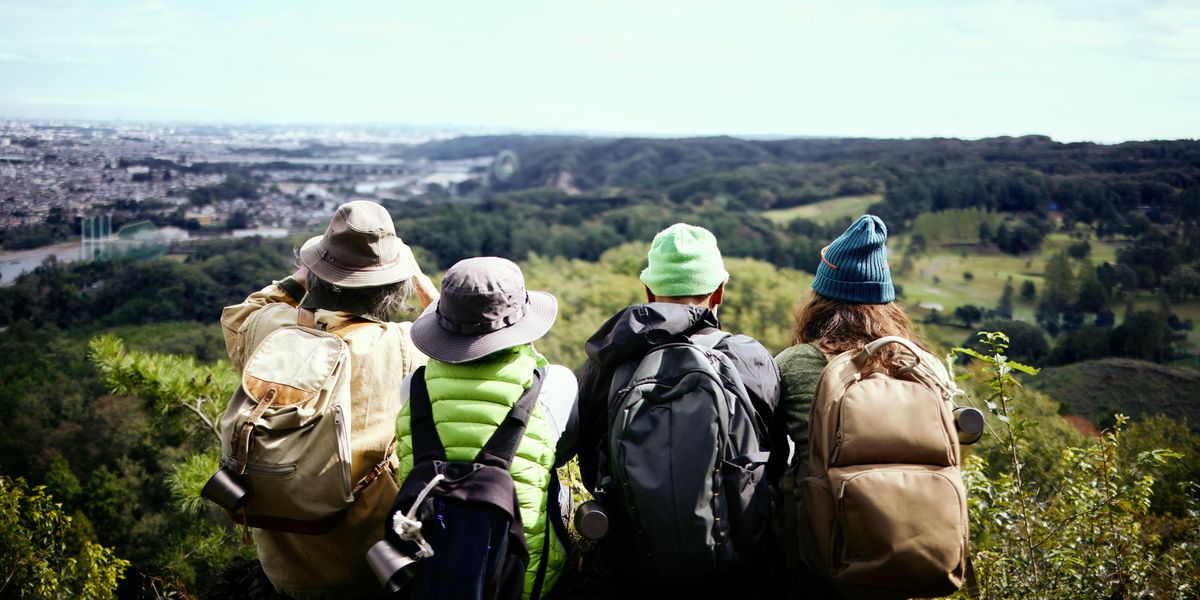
[395,344,565,599]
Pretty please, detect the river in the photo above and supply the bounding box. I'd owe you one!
[0,242,85,285]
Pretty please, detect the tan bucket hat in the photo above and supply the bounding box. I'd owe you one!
[299,201,415,288]
[410,257,557,364]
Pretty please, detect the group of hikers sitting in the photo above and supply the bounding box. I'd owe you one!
[211,200,973,600]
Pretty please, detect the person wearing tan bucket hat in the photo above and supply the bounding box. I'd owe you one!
[220,200,438,599]
[389,257,577,598]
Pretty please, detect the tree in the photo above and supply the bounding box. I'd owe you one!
[1073,261,1110,314]
[910,234,928,254]
[1047,327,1113,365]
[995,278,1015,319]
[1020,279,1036,302]
[1165,265,1200,301]
[955,304,984,328]
[1067,239,1091,259]
[962,319,1049,366]
[1037,252,1074,326]
[1110,310,1171,362]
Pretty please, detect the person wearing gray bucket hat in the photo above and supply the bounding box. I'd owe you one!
[220,200,438,599]
[410,256,558,363]
[393,257,576,597]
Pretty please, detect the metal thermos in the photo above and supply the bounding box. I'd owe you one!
[573,500,609,540]
[200,466,251,511]
[953,406,986,445]
[366,539,421,593]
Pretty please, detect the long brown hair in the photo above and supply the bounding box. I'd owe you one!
[790,291,923,373]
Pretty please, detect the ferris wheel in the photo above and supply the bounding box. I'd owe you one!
[491,150,519,183]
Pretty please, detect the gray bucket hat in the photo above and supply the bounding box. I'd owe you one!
[410,257,557,364]
[299,201,415,288]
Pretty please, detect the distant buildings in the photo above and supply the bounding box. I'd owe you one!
[0,120,491,242]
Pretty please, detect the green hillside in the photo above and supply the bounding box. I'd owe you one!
[1031,358,1200,430]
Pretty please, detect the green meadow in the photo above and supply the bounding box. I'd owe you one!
[886,231,1199,351]
[761,194,882,225]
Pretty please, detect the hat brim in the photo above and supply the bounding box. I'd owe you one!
[409,290,558,364]
[299,235,416,288]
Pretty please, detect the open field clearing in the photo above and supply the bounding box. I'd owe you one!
[887,233,1200,348]
[762,194,882,225]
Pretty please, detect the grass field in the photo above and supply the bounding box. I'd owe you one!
[762,194,882,225]
[886,232,1200,350]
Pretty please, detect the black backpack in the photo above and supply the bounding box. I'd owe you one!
[596,330,771,581]
[386,366,549,600]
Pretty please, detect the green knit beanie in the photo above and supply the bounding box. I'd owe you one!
[640,223,730,297]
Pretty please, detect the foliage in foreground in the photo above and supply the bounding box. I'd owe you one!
[0,476,129,599]
[953,332,1200,599]
[89,334,251,595]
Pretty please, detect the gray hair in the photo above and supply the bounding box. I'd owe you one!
[305,271,417,319]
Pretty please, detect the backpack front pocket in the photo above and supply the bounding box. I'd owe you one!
[832,378,955,468]
[829,464,966,593]
[719,454,768,559]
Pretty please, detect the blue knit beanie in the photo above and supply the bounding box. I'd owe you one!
[811,215,895,304]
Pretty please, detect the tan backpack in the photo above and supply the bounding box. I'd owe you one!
[780,336,968,600]
[206,308,390,534]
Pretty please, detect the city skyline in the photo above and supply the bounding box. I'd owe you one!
[1,0,1198,143]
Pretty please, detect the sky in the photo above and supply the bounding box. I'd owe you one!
[0,0,1197,143]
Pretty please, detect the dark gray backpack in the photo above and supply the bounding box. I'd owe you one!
[599,330,770,581]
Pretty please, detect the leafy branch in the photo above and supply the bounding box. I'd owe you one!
[89,334,238,443]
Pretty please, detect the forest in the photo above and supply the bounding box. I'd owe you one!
[1,133,1199,599]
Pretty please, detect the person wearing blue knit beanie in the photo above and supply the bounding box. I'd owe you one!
[772,214,930,598]
[777,214,922,456]
[810,214,895,303]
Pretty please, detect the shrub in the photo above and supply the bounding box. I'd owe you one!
[952,332,1198,599]
[0,476,129,599]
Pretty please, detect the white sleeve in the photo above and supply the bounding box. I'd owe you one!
[537,364,578,442]
[400,373,413,410]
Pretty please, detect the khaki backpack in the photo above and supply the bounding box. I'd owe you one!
[211,308,391,533]
[781,336,968,600]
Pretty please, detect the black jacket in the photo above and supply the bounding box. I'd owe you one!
[575,302,787,491]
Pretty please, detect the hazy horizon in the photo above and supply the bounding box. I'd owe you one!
[2,0,1198,144]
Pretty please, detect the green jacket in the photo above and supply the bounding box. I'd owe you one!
[775,343,829,465]
[395,344,565,599]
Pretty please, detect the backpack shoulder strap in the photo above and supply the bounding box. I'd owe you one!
[408,367,447,463]
[476,368,547,468]
[297,307,317,329]
[688,328,732,352]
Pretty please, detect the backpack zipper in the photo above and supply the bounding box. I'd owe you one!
[332,404,354,502]
[243,462,297,478]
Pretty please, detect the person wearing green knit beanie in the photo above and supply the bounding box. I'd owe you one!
[573,221,789,598]
[639,222,731,300]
